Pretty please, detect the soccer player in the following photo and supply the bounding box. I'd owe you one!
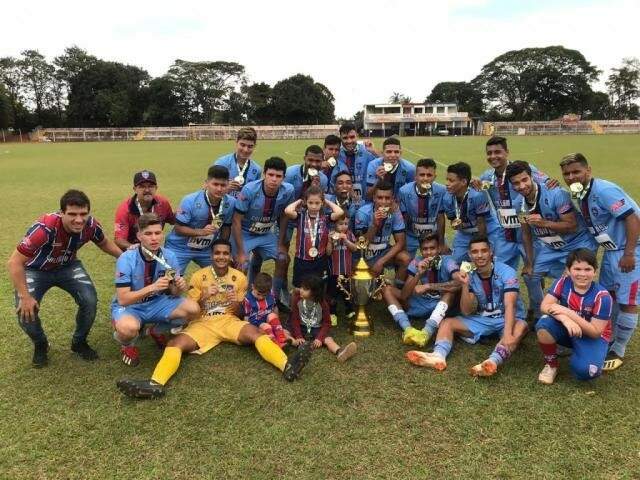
[284,144,330,197]
[113,170,175,251]
[233,156,294,302]
[321,134,342,181]
[112,213,200,367]
[382,234,461,347]
[164,165,235,273]
[355,181,411,282]
[329,123,378,206]
[8,190,122,367]
[213,127,262,198]
[506,160,596,320]
[365,136,416,200]
[536,249,613,384]
[326,171,360,232]
[116,239,311,399]
[406,236,528,377]
[441,162,495,263]
[560,153,640,370]
[399,158,447,257]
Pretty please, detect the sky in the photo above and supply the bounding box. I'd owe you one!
[2,0,639,118]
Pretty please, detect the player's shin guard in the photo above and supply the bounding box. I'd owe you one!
[150,346,182,385]
[255,335,287,371]
[610,311,638,358]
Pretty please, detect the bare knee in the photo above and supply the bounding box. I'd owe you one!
[114,316,140,340]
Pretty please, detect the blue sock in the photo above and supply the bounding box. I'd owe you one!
[273,276,285,299]
[388,305,411,330]
[488,344,511,366]
[610,311,638,357]
[424,318,438,336]
[433,340,452,359]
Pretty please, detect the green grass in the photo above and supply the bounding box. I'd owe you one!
[0,136,639,479]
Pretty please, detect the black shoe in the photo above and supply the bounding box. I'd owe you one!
[32,341,49,368]
[276,300,291,315]
[71,340,99,361]
[283,341,312,382]
[116,379,165,399]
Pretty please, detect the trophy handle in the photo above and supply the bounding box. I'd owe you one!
[336,275,352,301]
[370,276,389,301]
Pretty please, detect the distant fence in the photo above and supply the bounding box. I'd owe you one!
[486,120,640,136]
[31,125,340,142]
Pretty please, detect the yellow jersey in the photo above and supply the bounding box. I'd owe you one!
[188,266,248,316]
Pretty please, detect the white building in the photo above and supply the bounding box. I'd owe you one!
[362,102,475,136]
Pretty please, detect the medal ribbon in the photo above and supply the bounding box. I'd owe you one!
[140,246,173,270]
[306,211,319,252]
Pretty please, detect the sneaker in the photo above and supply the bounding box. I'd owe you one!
[538,364,558,385]
[330,314,338,327]
[405,351,447,371]
[32,341,49,368]
[116,379,165,399]
[121,345,140,367]
[336,342,357,363]
[469,359,498,377]
[146,325,168,349]
[402,327,428,348]
[71,339,98,361]
[603,352,623,371]
[283,341,312,381]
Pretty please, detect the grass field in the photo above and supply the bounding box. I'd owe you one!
[1,135,639,479]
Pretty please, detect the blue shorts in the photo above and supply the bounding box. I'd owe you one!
[535,315,608,380]
[600,247,640,306]
[165,248,211,274]
[459,313,527,344]
[406,234,420,258]
[407,295,440,318]
[111,295,185,326]
[532,242,569,278]
[233,232,280,262]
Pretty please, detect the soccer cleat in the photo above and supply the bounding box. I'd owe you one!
[146,325,168,349]
[121,345,140,367]
[71,340,99,361]
[538,364,558,385]
[283,341,312,381]
[116,379,165,399]
[469,359,498,377]
[330,314,338,327]
[405,351,447,371]
[402,327,427,347]
[336,342,357,363]
[32,341,49,368]
[603,353,623,371]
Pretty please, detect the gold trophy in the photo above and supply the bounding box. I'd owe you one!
[337,236,387,337]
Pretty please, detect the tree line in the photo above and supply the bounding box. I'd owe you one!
[0,45,638,130]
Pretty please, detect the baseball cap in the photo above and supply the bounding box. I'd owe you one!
[133,170,157,186]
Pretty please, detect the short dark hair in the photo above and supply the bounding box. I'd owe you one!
[236,127,257,143]
[382,136,401,148]
[263,156,287,174]
[447,162,472,184]
[374,180,393,193]
[486,136,508,151]
[208,165,230,180]
[303,185,324,202]
[253,272,272,294]
[304,145,324,157]
[60,189,90,212]
[566,248,598,270]
[138,212,162,231]
[335,170,352,182]
[211,238,232,252]
[560,153,589,168]
[324,134,341,147]
[339,123,357,136]
[417,158,437,170]
[505,160,532,181]
[420,233,440,246]
[469,234,491,250]
[300,274,324,303]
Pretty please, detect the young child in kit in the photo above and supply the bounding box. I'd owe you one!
[290,275,357,362]
[283,185,344,288]
[242,272,288,348]
[325,215,358,326]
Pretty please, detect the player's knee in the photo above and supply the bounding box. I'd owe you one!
[534,315,554,332]
[182,299,200,317]
[114,318,139,339]
[570,357,601,381]
[397,251,411,266]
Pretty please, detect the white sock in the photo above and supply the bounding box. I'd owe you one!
[428,301,448,325]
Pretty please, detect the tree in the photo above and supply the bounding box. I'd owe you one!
[0,56,24,128]
[472,46,600,120]
[53,46,99,124]
[389,92,412,103]
[18,50,55,125]
[426,81,484,116]
[270,74,334,124]
[144,76,183,126]
[606,57,640,119]
[0,84,10,128]
[243,82,273,124]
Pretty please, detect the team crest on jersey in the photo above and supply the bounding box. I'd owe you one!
[232,275,237,281]
[591,207,599,216]
[588,364,598,377]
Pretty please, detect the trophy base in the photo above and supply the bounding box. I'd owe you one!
[351,305,372,337]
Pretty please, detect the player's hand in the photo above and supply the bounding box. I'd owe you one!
[417,259,429,273]
[563,319,582,338]
[206,284,220,297]
[174,276,188,292]
[545,178,560,189]
[153,276,171,292]
[228,180,242,191]
[226,290,238,302]
[363,139,375,152]
[375,166,386,180]
[458,271,470,286]
[373,208,387,224]
[470,177,482,191]
[312,339,322,349]
[200,224,216,236]
[521,263,533,277]
[16,294,39,322]
[414,284,430,295]
[291,338,305,346]
[501,337,517,354]
[524,214,545,228]
[619,253,636,273]
[370,260,384,277]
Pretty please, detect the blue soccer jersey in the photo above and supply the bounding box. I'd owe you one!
[365,158,416,198]
[284,164,329,198]
[467,261,527,319]
[165,190,235,252]
[548,275,613,341]
[213,153,262,198]
[234,179,295,235]
[399,181,446,239]
[406,254,459,311]
[326,193,359,231]
[330,144,376,205]
[354,204,405,259]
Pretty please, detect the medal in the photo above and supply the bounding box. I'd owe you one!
[306,210,321,258]
[206,191,225,230]
[427,255,442,270]
[140,246,176,280]
[383,162,394,173]
[420,182,431,192]
[235,156,249,185]
[234,175,245,185]
[331,232,341,241]
[569,182,584,199]
[211,216,224,229]
[452,189,469,230]
[379,206,390,217]
[164,269,176,280]
[308,247,319,257]
[460,261,476,273]
[481,180,492,191]
[327,157,337,168]
[307,167,319,178]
